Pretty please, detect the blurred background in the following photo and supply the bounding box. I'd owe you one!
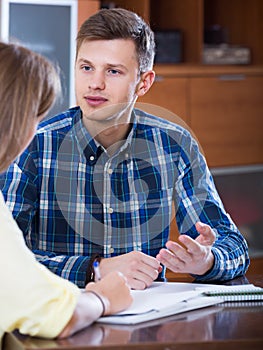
[0,0,262,266]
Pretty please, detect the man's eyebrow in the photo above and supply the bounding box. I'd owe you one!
[76,58,128,70]
[106,63,128,70]
[76,58,92,64]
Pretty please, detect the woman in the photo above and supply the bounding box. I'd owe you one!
[0,41,132,339]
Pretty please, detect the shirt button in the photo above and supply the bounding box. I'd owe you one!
[108,168,113,175]
[109,247,114,254]
[108,207,114,214]
[89,155,95,161]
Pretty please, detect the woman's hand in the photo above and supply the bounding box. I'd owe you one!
[85,271,133,315]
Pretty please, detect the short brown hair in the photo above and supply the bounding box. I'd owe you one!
[77,8,155,73]
[0,42,61,173]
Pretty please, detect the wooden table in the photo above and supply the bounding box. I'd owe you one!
[3,273,263,350]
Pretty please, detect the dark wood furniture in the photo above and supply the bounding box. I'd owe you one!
[77,0,263,168]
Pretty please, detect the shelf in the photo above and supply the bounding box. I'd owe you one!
[153,64,263,77]
[96,0,263,65]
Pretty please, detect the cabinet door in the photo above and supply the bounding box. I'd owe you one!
[138,77,189,125]
[190,76,263,167]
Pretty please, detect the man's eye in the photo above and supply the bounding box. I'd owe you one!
[109,69,120,75]
[82,65,91,71]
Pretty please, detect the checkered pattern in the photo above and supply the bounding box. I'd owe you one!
[0,107,249,287]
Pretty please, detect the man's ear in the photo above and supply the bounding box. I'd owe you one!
[136,70,155,97]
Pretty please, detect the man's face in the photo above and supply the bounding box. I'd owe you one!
[75,39,141,124]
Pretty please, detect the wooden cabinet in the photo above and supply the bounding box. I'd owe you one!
[78,0,263,65]
[78,0,263,168]
[96,0,263,65]
[139,65,263,167]
[204,0,263,65]
[137,77,189,125]
[190,74,263,167]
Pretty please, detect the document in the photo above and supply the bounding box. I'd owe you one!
[97,282,223,325]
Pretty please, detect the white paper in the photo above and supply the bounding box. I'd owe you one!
[97,281,224,324]
[116,290,201,315]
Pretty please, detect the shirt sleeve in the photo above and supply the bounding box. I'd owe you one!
[0,192,102,338]
[174,131,250,281]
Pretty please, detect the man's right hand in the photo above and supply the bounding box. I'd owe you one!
[98,251,162,290]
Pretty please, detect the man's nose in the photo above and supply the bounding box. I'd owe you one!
[89,71,105,90]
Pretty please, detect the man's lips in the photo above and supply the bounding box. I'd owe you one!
[84,96,108,107]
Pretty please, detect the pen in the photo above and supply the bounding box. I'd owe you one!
[93,260,101,281]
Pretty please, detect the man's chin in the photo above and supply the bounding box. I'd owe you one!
[83,103,132,124]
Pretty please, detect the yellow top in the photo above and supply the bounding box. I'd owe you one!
[0,191,80,338]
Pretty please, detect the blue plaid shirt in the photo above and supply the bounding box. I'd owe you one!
[0,107,249,287]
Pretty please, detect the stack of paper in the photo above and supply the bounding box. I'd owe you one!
[97,282,223,325]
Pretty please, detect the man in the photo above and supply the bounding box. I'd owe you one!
[0,8,249,289]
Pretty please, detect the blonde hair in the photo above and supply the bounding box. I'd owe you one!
[0,42,61,172]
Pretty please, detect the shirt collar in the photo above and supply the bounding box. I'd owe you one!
[71,108,139,164]
[71,109,102,165]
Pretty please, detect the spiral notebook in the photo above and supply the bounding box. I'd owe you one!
[203,285,263,302]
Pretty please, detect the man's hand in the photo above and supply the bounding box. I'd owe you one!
[99,251,162,290]
[156,222,216,276]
